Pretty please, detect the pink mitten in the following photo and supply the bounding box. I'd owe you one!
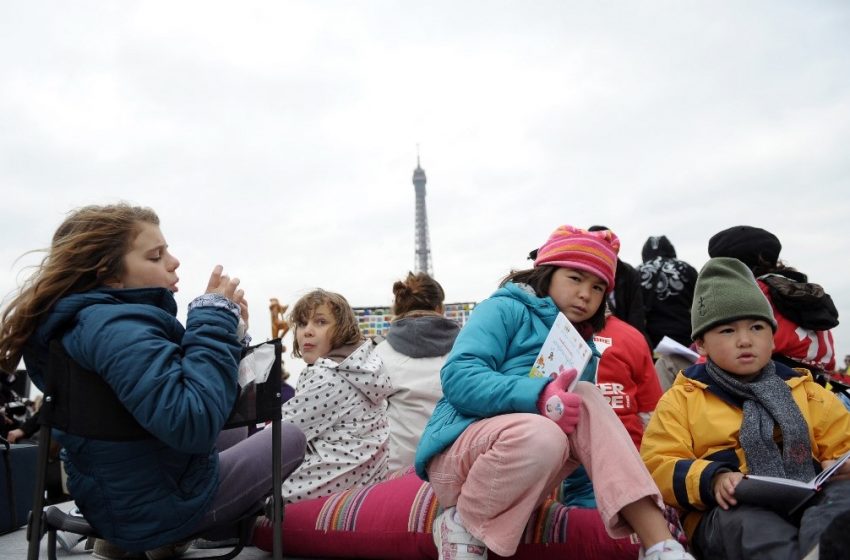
[536,369,582,434]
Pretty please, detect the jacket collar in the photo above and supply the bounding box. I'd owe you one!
[682,361,808,408]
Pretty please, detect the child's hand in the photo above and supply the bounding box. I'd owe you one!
[536,369,582,435]
[205,265,243,304]
[712,471,744,510]
[822,457,850,482]
[235,296,249,341]
[6,428,25,443]
[232,287,250,328]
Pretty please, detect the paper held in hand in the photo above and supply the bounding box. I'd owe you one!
[653,335,700,363]
[528,312,592,391]
[735,448,850,516]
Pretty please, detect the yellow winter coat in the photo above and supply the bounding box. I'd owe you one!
[640,361,850,539]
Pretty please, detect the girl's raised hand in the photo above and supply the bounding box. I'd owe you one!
[235,292,249,322]
[233,289,249,333]
[205,265,242,303]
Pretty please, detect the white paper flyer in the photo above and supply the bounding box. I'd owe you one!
[528,312,592,391]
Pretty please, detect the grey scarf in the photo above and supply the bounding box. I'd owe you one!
[705,359,815,482]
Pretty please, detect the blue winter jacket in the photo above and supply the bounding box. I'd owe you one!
[415,282,601,479]
[22,288,242,551]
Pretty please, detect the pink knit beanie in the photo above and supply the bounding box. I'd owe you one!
[533,225,621,292]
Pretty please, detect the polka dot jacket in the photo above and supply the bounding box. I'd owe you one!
[282,339,393,503]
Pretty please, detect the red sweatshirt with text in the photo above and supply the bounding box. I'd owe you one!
[594,316,663,448]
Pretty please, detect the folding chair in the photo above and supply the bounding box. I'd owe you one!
[26,338,285,560]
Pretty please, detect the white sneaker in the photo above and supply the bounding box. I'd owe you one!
[56,507,87,551]
[55,530,86,552]
[640,539,696,560]
[433,506,487,560]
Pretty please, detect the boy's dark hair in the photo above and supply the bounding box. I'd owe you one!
[501,265,606,332]
[288,289,362,358]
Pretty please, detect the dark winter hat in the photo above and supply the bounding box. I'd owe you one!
[707,226,782,270]
[691,257,777,339]
[641,235,676,262]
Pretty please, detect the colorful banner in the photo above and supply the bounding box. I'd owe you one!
[353,302,476,338]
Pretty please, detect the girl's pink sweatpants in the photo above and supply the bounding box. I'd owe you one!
[426,381,664,556]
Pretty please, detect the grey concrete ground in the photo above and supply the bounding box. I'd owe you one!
[0,526,274,560]
[0,502,324,560]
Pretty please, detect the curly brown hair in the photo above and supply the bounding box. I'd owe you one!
[288,289,362,359]
[391,272,445,317]
[0,203,159,373]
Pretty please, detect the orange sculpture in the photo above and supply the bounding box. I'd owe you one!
[269,298,290,340]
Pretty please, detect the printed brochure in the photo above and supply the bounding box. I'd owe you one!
[528,312,592,390]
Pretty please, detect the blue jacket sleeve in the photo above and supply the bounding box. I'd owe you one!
[68,303,241,454]
[440,297,549,417]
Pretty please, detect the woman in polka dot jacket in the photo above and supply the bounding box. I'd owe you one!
[282,289,393,503]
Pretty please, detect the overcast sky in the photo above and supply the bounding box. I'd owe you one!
[2,1,849,380]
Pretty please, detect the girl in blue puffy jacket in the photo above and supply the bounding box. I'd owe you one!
[0,203,306,558]
[414,225,693,560]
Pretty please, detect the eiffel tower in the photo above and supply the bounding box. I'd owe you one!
[412,154,433,276]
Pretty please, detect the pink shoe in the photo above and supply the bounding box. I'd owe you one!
[432,507,487,560]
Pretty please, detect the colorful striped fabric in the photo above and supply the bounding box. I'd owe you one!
[311,472,604,545]
[254,469,685,559]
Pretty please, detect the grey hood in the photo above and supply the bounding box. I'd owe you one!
[386,314,460,358]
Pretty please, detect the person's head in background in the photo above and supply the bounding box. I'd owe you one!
[641,235,677,262]
[289,289,362,365]
[707,225,789,277]
[391,272,446,318]
[505,224,620,335]
[691,257,777,379]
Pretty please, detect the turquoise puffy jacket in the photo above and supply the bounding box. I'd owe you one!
[414,282,600,480]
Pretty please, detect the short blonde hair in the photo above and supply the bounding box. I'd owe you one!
[288,289,362,358]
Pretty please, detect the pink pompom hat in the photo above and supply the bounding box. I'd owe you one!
[533,225,621,292]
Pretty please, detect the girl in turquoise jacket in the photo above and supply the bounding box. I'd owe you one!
[415,225,693,560]
[0,204,306,557]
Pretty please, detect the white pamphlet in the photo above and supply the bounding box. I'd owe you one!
[528,312,592,390]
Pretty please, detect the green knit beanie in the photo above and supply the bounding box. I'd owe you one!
[691,257,777,340]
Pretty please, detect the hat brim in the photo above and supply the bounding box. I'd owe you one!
[691,313,778,341]
[537,260,613,293]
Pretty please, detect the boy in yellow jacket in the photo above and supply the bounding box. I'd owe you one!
[641,257,850,559]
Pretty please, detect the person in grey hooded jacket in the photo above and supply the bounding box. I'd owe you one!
[375,272,460,471]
